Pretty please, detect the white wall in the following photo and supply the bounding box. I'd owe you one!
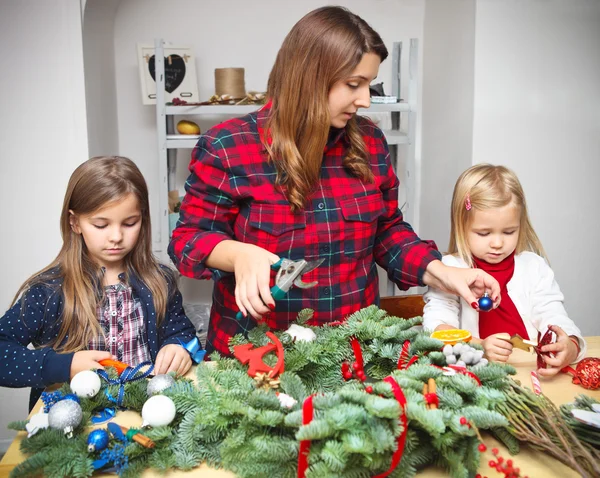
[472,0,600,335]
[420,0,476,251]
[110,0,426,303]
[83,0,121,156]
[0,0,89,452]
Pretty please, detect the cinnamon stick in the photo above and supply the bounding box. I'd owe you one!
[119,425,155,448]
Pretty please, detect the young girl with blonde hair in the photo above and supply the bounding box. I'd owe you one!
[0,156,197,409]
[170,6,500,356]
[423,164,585,376]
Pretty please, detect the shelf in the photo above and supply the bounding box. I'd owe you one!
[164,102,411,116]
[166,130,408,149]
[385,130,409,145]
[166,134,200,149]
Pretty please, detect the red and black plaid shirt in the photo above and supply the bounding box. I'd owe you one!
[169,103,440,356]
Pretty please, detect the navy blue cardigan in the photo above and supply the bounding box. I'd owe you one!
[0,267,197,393]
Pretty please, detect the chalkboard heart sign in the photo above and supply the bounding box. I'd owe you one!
[148,55,186,93]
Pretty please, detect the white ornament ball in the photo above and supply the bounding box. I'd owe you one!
[442,344,453,356]
[141,395,176,427]
[285,324,317,343]
[461,351,474,365]
[147,374,176,397]
[70,370,102,398]
[48,399,83,436]
[276,393,298,409]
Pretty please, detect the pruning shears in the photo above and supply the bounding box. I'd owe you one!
[235,257,325,320]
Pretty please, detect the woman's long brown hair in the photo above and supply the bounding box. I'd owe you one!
[12,156,172,352]
[265,6,388,210]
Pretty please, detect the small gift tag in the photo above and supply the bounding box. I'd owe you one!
[510,334,537,352]
[571,409,600,429]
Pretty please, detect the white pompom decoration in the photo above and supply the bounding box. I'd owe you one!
[141,395,176,427]
[285,324,317,343]
[70,370,102,398]
[276,393,298,409]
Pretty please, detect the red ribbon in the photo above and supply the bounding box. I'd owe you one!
[297,394,315,478]
[397,340,411,369]
[373,376,408,477]
[424,393,439,408]
[350,337,364,369]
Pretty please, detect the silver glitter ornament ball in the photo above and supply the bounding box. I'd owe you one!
[147,374,176,397]
[48,399,83,436]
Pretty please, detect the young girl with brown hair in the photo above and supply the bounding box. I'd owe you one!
[170,6,500,356]
[423,164,586,375]
[0,156,197,409]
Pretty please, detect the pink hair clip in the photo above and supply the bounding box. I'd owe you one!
[465,194,472,211]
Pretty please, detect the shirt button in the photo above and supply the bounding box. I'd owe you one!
[318,202,325,210]
[110,337,117,343]
[321,245,330,253]
[323,288,331,296]
[111,311,117,317]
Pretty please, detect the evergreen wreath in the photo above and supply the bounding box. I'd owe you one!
[7,306,598,478]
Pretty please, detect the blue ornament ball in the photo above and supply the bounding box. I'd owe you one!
[478,294,493,312]
[87,429,109,453]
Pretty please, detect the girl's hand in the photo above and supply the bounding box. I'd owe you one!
[537,325,579,377]
[423,260,501,310]
[232,244,280,320]
[70,350,112,379]
[155,344,192,376]
[480,333,513,363]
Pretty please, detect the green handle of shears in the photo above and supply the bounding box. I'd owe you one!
[271,258,283,270]
[270,285,287,301]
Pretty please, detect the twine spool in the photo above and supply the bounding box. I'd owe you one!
[214,68,246,99]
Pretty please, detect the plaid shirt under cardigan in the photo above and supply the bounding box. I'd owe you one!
[169,104,441,356]
[88,281,152,366]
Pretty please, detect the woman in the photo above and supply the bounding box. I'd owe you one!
[169,6,499,355]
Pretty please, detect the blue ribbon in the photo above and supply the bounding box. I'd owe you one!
[92,443,129,475]
[91,407,116,424]
[177,337,206,363]
[96,361,154,407]
[41,391,65,413]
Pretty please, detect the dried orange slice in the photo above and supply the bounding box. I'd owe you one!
[430,329,472,345]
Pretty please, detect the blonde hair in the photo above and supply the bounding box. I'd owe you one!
[13,156,174,352]
[265,6,388,210]
[449,164,547,267]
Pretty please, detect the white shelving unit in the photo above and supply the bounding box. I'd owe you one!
[154,39,419,295]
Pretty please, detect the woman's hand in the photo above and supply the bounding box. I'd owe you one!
[479,333,513,363]
[206,241,280,320]
[232,244,280,320]
[70,350,113,379]
[155,344,192,376]
[423,260,501,310]
[537,325,579,377]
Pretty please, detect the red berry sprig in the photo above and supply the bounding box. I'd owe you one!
[341,361,367,382]
[476,443,527,478]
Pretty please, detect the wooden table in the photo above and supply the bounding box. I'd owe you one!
[2,337,599,478]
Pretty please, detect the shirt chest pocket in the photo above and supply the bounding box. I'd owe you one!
[339,192,385,258]
[236,203,306,251]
